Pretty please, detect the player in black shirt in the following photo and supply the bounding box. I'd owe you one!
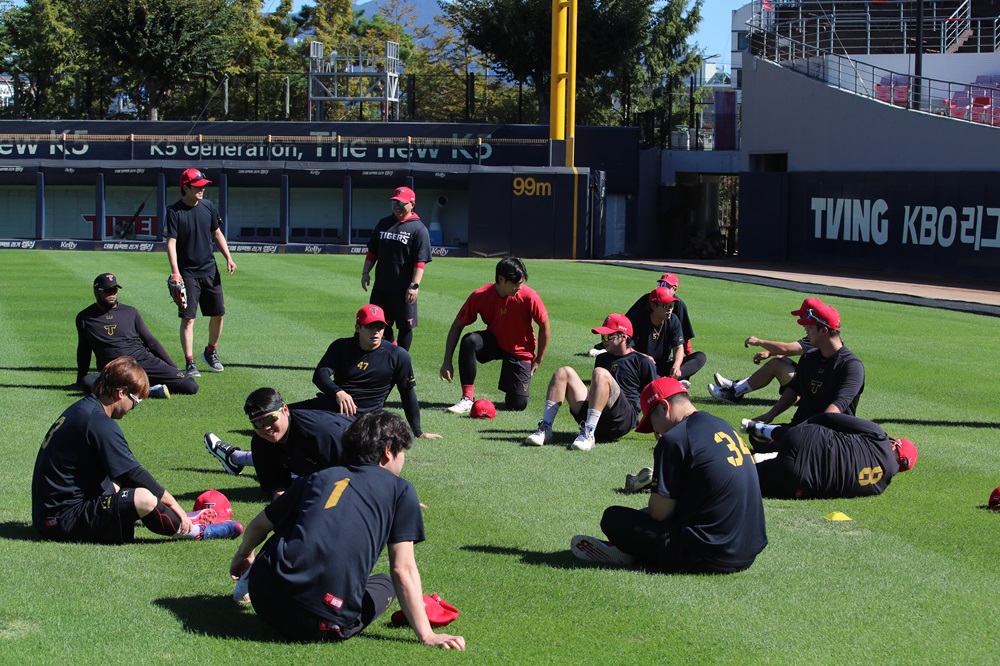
[751,298,865,427]
[627,287,705,381]
[204,387,352,500]
[76,273,198,398]
[33,357,242,543]
[747,413,917,499]
[229,412,466,649]
[571,378,767,573]
[524,313,656,451]
[165,168,237,376]
[307,304,439,439]
[360,186,432,350]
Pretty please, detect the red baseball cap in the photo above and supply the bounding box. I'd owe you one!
[636,377,689,433]
[989,486,1000,511]
[648,287,677,307]
[892,438,918,472]
[194,489,233,520]
[356,304,387,326]
[791,297,841,331]
[390,186,416,204]
[179,168,211,188]
[391,593,459,627]
[470,399,496,419]
[592,313,633,337]
[658,273,680,288]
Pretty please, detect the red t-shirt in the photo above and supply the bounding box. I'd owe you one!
[456,283,548,361]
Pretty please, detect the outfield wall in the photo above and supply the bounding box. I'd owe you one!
[0,121,640,260]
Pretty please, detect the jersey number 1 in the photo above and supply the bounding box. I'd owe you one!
[324,478,351,508]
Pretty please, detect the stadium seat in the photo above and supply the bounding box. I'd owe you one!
[971,97,992,123]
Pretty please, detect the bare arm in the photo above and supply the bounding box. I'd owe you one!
[745,337,805,357]
[754,387,799,423]
[405,266,425,305]
[669,345,684,379]
[648,492,677,522]
[389,541,466,650]
[213,227,237,274]
[532,317,551,375]
[361,258,375,291]
[439,318,466,381]
[166,237,180,276]
[229,509,275,579]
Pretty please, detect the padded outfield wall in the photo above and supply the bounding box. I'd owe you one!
[0,121,644,260]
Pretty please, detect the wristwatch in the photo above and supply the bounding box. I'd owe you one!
[409,282,420,290]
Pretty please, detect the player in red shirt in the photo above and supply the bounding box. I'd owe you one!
[440,257,550,413]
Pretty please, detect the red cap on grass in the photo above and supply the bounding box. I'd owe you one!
[391,593,459,627]
[592,313,633,337]
[194,489,233,521]
[635,377,689,434]
[989,486,1000,511]
[892,438,918,472]
[470,399,496,419]
[356,304,387,326]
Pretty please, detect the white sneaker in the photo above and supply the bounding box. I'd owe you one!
[149,384,171,399]
[523,422,553,446]
[569,424,596,451]
[233,570,251,603]
[713,372,734,390]
[570,534,637,566]
[680,380,691,389]
[587,347,606,357]
[740,418,758,433]
[624,467,654,493]
[447,397,474,414]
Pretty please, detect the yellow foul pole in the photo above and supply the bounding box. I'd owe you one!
[549,0,568,141]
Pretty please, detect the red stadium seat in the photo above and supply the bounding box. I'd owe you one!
[970,97,992,123]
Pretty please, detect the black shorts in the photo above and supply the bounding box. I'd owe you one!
[179,269,225,319]
[36,488,139,544]
[471,330,532,397]
[570,391,638,442]
[371,289,417,331]
[249,564,395,642]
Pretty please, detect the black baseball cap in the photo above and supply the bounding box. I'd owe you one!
[94,273,122,291]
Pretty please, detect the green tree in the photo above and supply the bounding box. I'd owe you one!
[3,0,79,118]
[77,0,241,120]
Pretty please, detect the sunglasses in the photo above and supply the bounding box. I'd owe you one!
[391,200,410,207]
[804,308,834,330]
[119,388,141,406]
[99,287,120,294]
[657,281,676,289]
[601,332,624,343]
[362,322,386,331]
[250,409,282,429]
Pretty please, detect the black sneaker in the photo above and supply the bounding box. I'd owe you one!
[708,383,742,404]
[185,359,201,378]
[205,432,244,475]
[201,347,224,372]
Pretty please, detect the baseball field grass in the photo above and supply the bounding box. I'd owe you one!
[1,250,998,664]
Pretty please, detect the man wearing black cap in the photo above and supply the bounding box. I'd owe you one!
[165,168,237,377]
[360,185,431,351]
[76,273,198,398]
[571,377,767,572]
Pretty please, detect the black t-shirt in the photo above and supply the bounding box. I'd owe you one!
[250,409,351,497]
[778,412,899,498]
[76,302,163,374]
[595,350,657,413]
[313,336,416,412]
[31,395,142,531]
[256,464,424,628]
[366,213,432,292]
[790,345,865,425]
[654,410,768,570]
[628,310,684,373]
[626,295,695,342]
[165,198,222,277]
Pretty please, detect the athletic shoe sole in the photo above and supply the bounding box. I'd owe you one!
[708,383,740,405]
[205,432,244,476]
[446,399,473,414]
[201,351,224,372]
[568,437,596,451]
[624,467,654,493]
[713,372,734,389]
[186,364,202,378]
[570,535,636,565]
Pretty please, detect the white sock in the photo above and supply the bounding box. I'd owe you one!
[542,401,560,427]
[175,524,204,539]
[734,379,752,397]
[231,450,253,466]
[585,409,602,431]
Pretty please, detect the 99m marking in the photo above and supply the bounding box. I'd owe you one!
[513,177,552,197]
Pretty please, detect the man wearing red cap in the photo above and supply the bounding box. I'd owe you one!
[750,297,865,426]
[571,377,767,572]
[627,287,706,382]
[707,296,823,405]
[440,257,550,414]
[360,185,431,351]
[165,168,237,377]
[307,305,439,439]
[524,313,655,451]
[741,413,916,499]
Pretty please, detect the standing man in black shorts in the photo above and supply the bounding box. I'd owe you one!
[32,356,243,543]
[203,387,354,500]
[307,305,439,439]
[360,186,431,350]
[76,272,198,399]
[571,377,767,572]
[440,257,550,414]
[744,412,917,499]
[750,298,865,427]
[165,168,237,377]
[229,412,466,649]
[523,313,655,451]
